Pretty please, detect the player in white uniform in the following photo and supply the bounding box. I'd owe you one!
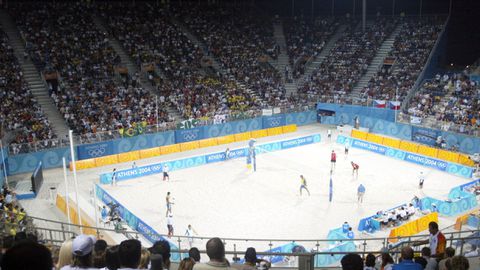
[163,164,170,181]
[185,224,198,247]
[419,171,425,189]
[166,192,174,217]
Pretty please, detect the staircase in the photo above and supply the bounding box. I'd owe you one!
[0,10,70,140]
[170,17,227,77]
[169,17,266,105]
[92,17,184,122]
[350,24,403,98]
[297,24,348,87]
[271,22,297,97]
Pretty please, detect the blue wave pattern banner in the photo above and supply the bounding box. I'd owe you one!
[8,147,73,175]
[337,135,473,178]
[95,185,181,261]
[100,134,322,184]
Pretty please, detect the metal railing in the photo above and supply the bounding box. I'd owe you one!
[2,208,480,268]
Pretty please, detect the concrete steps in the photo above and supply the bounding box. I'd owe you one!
[92,16,184,122]
[0,10,69,140]
[297,24,348,87]
[351,24,403,98]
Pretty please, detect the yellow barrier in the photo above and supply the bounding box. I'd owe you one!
[250,129,268,138]
[117,151,140,163]
[198,138,218,148]
[458,154,475,167]
[74,158,97,170]
[437,149,459,163]
[139,148,161,159]
[388,212,438,242]
[95,155,119,167]
[417,145,438,159]
[180,141,200,151]
[351,129,368,140]
[366,133,384,145]
[56,195,97,236]
[267,127,283,136]
[72,125,298,170]
[234,132,251,142]
[282,124,297,133]
[160,144,181,155]
[381,137,401,149]
[216,135,235,145]
[351,130,474,169]
[399,141,419,153]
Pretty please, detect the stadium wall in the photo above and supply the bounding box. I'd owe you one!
[6,111,317,175]
[320,104,480,154]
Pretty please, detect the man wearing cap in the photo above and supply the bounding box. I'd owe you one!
[193,237,234,270]
[61,234,99,270]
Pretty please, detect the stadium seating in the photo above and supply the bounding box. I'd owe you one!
[0,27,55,153]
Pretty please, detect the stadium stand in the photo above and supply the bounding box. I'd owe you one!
[283,17,338,80]
[298,17,397,104]
[407,73,479,134]
[363,17,445,102]
[98,3,261,120]
[10,3,169,139]
[0,27,56,154]
[175,4,288,108]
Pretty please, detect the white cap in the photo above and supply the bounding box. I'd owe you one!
[72,234,96,256]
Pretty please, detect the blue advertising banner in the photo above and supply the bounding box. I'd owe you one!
[262,115,286,128]
[411,126,439,146]
[77,141,115,160]
[100,134,322,184]
[337,135,472,178]
[95,185,181,261]
[403,153,448,171]
[174,127,205,143]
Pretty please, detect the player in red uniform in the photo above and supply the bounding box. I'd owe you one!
[351,161,359,177]
[330,150,337,171]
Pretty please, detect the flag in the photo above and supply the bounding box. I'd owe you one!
[329,177,333,202]
[373,100,386,108]
[389,101,401,110]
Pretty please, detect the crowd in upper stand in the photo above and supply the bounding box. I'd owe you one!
[98,3,260,121]
[0,27,56,149]
[363,17,444,101]
[283,16,338,79]
[407,73,480,132]
[10,3,169,138]
[2,1,470,153]
[298,17,397,103]
[175,4,288,108]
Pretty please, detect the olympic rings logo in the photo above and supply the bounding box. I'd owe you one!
[270,119,280,126]
[183,131,198,141]
[88,147,106,157]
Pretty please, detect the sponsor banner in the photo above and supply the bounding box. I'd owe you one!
[100,134,322,183]
[404,152,448,171]
[262,109,273,116]
[338,135,472,178]
[95,185,181,261]
[411,126,439,146]
[262,115,286,128]
[351,140,387,155]
[280,135,315,150]
[77,141,114,160]
[175,127,205,143]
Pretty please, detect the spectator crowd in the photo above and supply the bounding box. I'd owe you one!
[298,17,397,104]
[10,3,170,137]
[0,27,56,149]
[364,17,444,102]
